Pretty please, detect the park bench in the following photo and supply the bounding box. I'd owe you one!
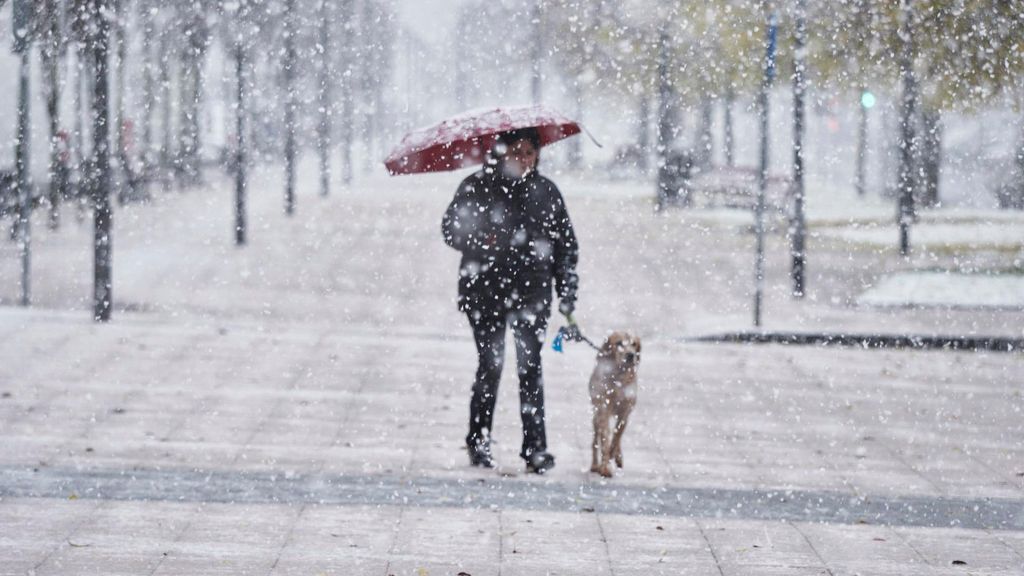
[687,165,793,213]
[0,170,15,220]
[0,169,48,239]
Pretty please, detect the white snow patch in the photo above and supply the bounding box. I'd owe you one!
[820,221,1024,251]
[859,272,1024,309]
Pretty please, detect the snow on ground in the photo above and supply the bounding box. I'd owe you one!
[860,271,1024,309]
[819,220,1024,252]
[1,159,1023,572]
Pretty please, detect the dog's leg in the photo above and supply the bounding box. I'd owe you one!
[610,408,632,469]
[590,409,605,474]
[596,408,614,478]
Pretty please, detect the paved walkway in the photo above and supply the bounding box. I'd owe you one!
[4,464,1023,530]
[1,165,1023,574]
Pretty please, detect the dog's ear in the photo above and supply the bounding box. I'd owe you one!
[599,333,617,358]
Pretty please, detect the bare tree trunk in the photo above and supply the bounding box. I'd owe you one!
[41,0,67,230]
[179,6,207,187]
[339,0,354,186]
[790,0,807,299]
[283,0,297,215]
[696,96,714,168]
[637,91,650,174]
[115,9,131,204]
[897,0,917,256]
[160,31,173,191]
[530,0,542,104]
[360,0,374,175]
[139,0,155,194]
[454,9,468,110]
[724,87,735,167]
[235,45,247,245]
[91,0,114,322]
[317,0,333,198]
[15,48,31,306]
[855,89,868,197]
[568,76,582,170]
[919,105,942,208]
[655,27,679,209]
[1015,115,1024,209]
[73,41,91,221]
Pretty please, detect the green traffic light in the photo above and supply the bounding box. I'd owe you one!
[861,91,876,109]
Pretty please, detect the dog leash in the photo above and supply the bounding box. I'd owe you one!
[552,324,601,353]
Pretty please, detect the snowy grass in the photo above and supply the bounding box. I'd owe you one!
[859,270,1024,309]
[817,221,1024,253]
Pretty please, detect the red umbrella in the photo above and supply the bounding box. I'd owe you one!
[384,105,593,176]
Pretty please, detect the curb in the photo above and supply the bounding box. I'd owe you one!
[688,332,1023,353]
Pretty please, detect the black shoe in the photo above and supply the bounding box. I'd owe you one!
[525,451,555,474]
[468,442,495,468]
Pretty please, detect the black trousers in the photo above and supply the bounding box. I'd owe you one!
[465,304,549,460]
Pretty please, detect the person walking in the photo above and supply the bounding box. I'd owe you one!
[441,128,579,474]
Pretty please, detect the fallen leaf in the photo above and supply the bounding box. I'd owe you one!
[655,526,664,531]
[952,560,967,566]
[68,540,90,548]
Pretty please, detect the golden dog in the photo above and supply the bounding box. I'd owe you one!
[589,331,641,478]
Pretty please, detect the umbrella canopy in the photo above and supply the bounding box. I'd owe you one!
[384,105,586,176]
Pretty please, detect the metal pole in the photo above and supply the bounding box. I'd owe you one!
[16,48,32,307]
[92,0,113,322]
[790,0,807,299]
[897,0,916,257]
[235,45,247,246]
[753,11,777,328]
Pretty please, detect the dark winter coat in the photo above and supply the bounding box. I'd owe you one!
[442,167,579,316]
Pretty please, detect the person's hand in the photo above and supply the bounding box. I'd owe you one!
[558,299,575,319]
[559,304,582,343]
